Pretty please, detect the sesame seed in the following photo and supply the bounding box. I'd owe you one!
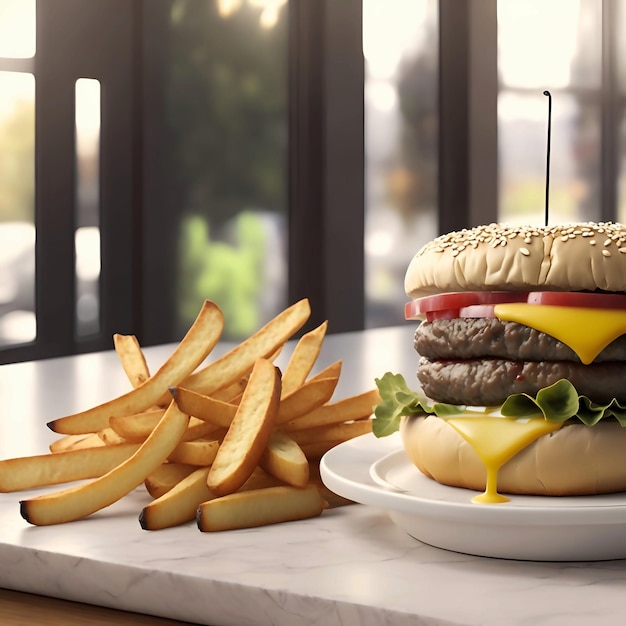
[519,247,530,256]
[603,249,612,257]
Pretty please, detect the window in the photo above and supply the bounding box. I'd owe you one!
[164,0,289,340]
[4,1,625,364]
[498,0,604,225]
[363,0,438,328]
[0,0,36,348]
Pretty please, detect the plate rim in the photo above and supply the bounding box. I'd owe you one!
[320,433,626,527]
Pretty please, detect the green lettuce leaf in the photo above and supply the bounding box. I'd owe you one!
[372,372,464,437]
[501,379,626,426]
[373,374,626,437]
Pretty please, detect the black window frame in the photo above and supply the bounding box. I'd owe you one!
[1,0,623,364]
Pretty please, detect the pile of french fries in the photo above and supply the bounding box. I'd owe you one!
[0,299,380,531]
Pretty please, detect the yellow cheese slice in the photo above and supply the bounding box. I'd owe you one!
[494,303,626,365]
[446,415,562,504]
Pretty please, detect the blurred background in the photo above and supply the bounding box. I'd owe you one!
[1,0,625,361]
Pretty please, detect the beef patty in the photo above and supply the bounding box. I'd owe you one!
[414,318,626,405]
[417,357,626,405]
[415,318,626,363]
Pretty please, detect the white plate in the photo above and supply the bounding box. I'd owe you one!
[319,433,626,562]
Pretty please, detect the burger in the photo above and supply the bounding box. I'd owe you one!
[373,222,626,503]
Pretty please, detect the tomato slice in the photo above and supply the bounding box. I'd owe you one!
[527,291,626,309]
[407,290,626,321]
[405,291,528,320]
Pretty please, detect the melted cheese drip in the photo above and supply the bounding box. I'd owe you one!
[494,303,626,364]
[446,415,562,504]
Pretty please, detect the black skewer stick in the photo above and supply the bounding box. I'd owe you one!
[543,90,552,227]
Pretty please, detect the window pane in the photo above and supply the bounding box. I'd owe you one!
[0,0,36,59]
[167,0,288,340]
[74,79,102,337]
[363,0,438,327]
[499,92,601,224]
[498,0,601,89]
[497,0,602,225]
[0,71,35,346]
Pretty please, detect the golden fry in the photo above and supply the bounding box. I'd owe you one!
[282,389,380,432]
[289,419,372,446]
[48,301,224,435]
[97,427,127,446]
[274,377,338,426]
[0,443,141,492]
[281,320,328,397]
[49,433,97,453]
[260,431,309,487]
[20,403,190,525]
[170,386,237,429]
[238,467,284,491]
[182,299,310,395]
[207,359,280,496]
[168,439,220,466]
[144,463,197,499]
[140,467,215,530]
[63,433,107,451]
[108,409,167,442]
[197,484,327,532]
[113,333,151,388]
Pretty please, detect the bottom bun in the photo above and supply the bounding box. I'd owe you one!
[400,415,626,496]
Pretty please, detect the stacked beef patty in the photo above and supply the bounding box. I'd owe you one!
[415,318,626,406]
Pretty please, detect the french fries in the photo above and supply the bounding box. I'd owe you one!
[197,485,327,532]
[207,358,280,496]
[0,297,378,532]
[169,387,237,429]
[181,298,310,395]
[20,403,190,525]
[108,408,168,442]
[274,375,339,425]
[281,389,381,432]
[140,467,215,530]
[49,433,101,453]
[113,333,151,388]
[168,439,220,466]
[280,320,328,396]
[288,419,373,446]
[260,431,309,487]
[144,463,197,498]
[0,443,140,492]
[48,300,224,435]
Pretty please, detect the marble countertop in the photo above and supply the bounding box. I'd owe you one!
[1,325,626,626]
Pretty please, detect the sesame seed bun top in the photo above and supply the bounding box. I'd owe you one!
[404,222,626,299]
